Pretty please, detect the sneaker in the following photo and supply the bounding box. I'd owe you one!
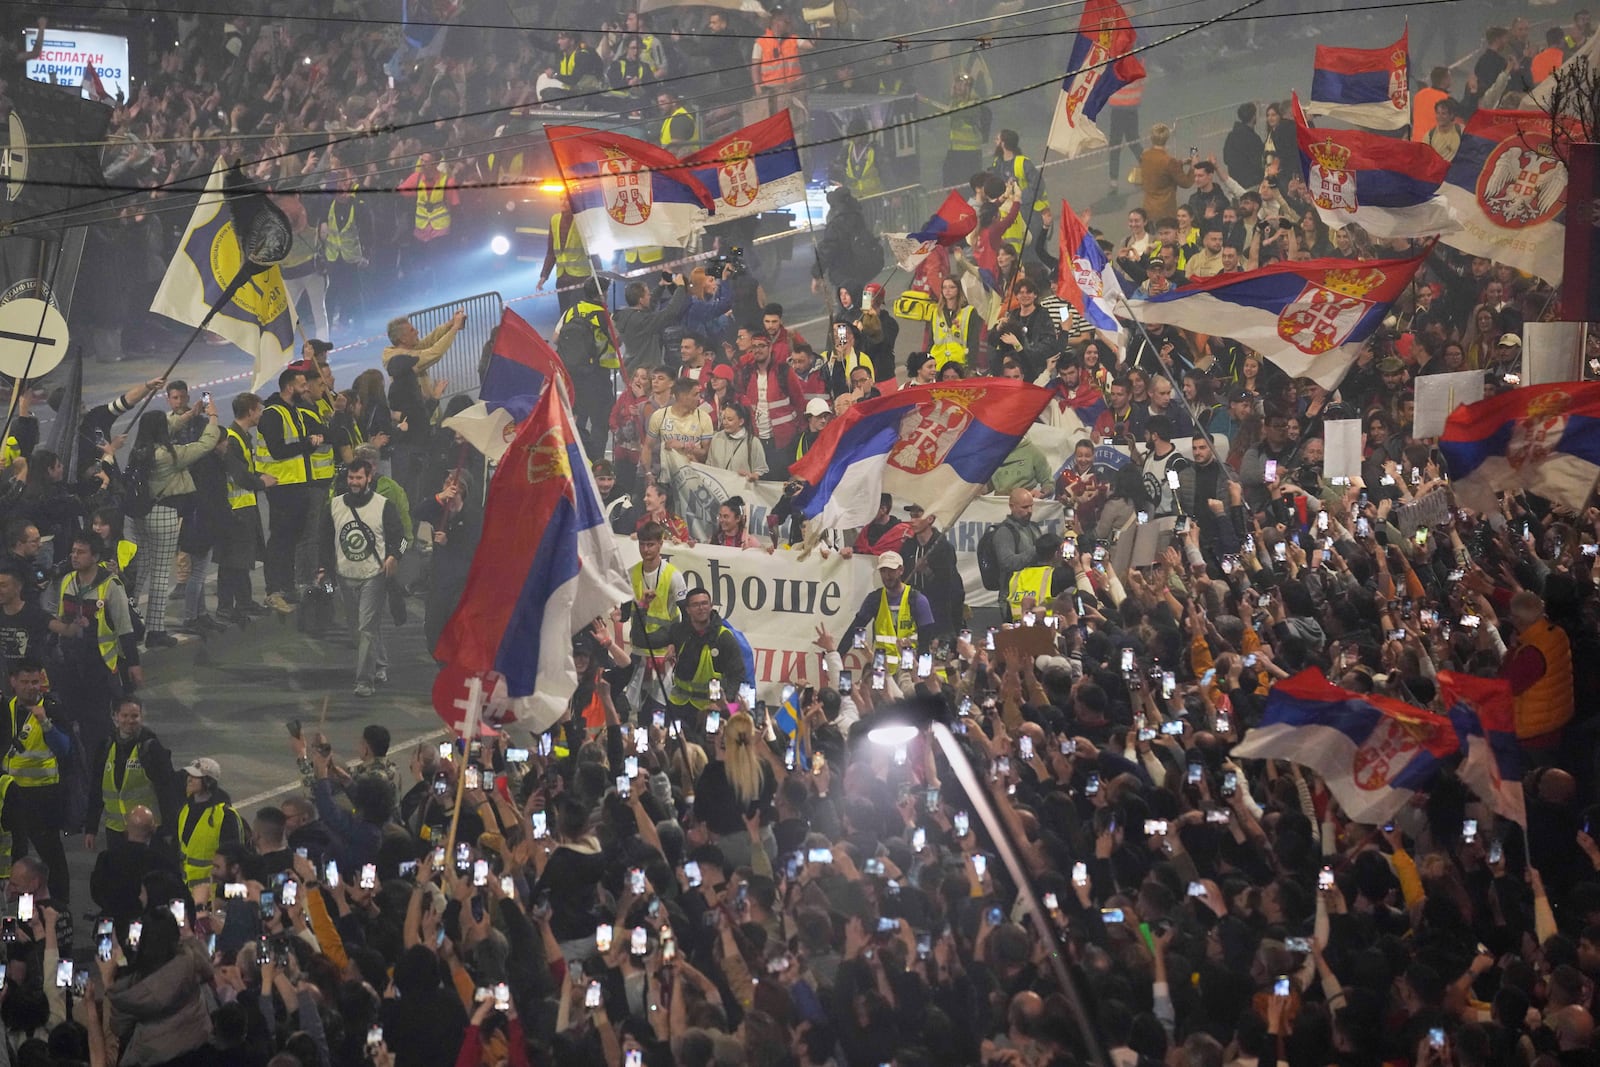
[144,631,177,649]
[264,593,296,614]
[353,683,375,697]
[374,668,389,684]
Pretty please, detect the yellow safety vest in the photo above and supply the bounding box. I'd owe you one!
[260,404,309,485]
[1007,565,1054,615]
[669,624,731,710]
[59,570,121,672]
[1002,155,1046,246]
[325,199,363,263]
[630,561,680,643]
[552,214,594,278]
[4,699,58,787]
[559,47,592,78]
[625,245,665,266]
[224,428,259,510]
[562,301,621,371]
[178,800,232,887]
[844,144,883,199]
[101,737,159,833]
[413,172,451,236]
[930,306,974,368]
[873,586,916,650]
[307,399,337,482]
[115,540,137,576]
[950,112,984,153]
[0,777,14,879]
[659,106,698,152]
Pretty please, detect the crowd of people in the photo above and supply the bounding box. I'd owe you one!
[0,0,1599,1066]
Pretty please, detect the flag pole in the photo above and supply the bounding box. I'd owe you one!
[443,676,485,863]
[1112,292,1217,450]
[123,269,263,429]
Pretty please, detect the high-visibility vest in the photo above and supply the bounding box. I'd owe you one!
[930,306,974,367]
[101,737,159,833]
[630,561,680,643]
[669,624,732,710]
[844,144,883,198]
[756,31,802,88]
[325,200,363,263]
[0,777,14,879]
[1000,155,1047,246]
[178,800,233,887]
[551,214,594,278]
[4,699,58,787]
[559,46,593,78]
[949,112,984,153]
[225,428,259,510]
[560,300,621,371]
[1007,565,1054,614]
[625,245,665,266]
[413,172,452,237]
[260,403,309,485]
[659,106,698,152]
[58,570,121,672]
[1108,80,1143,107]
[873,586,916,650]
[307,399,337,482]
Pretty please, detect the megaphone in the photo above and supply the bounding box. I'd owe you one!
[802,1,841,29]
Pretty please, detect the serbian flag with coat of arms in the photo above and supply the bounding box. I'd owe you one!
[1045,0,1145,158]
[546,125,715,254]
[1438,109,1579,285]
[434,383,633,732]
[1440,671,1525,825]
[680,111,805,225]
[789,380,1052,530]
[887,191,978,274]
[1290,94,1459,239]
[1129,246,1430,391]
[1232,669,1459,824]
[1055,199,1124,333]
[1303,24,1410,130]
[1438,380,1600,514]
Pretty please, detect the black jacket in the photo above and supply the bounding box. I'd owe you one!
[84,727,180,836]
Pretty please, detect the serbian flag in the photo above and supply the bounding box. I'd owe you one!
[789,379,1052,529]
[1440,672,1525,825]
[1055,200,1123,333]
[443,308,574,462]
[1438,381,1600,514]
[1291,95,1458,239]
[434,384,633,732]
[1304,25,1410,131]
[546,125,715,253]
[1232,670,1458,824]
[1045,0,1146,158]
[886,191,978,273]
[681,111,805,225]
[1439,110,1580,285]
[1130,246,1430,391]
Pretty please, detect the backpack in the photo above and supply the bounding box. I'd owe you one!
[557,307,605,371]
[122,459,155,519]
[976,524,1005,592]
[850,225,885,279]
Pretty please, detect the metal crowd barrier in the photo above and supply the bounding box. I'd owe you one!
[402,291,504,401]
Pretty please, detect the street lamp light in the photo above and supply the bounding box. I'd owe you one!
[868,701,1106,1067]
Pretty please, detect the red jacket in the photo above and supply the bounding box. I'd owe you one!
[738,359,808,447]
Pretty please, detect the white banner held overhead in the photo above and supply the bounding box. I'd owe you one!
[1412,371,1484,440]
[1523,322,1584,387]
[1324,419,1364,483]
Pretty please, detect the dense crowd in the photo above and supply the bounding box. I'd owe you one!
[0,1,1597,1066]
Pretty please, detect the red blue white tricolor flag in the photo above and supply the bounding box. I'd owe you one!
[1046,0,1146,158]
[1303,24,1410,130]
[546,125,715,253]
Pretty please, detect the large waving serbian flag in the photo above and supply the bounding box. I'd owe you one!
[1130,246,1430,391]
[1045,0,1146,158]
[546,125,715,253]
[1055,199,1124,332]
[1291,94,1458,239]
[680,111,805,225]
[1232,669,1458,823]
[789,379,1052,529]
[1438,380,1600,514]
[1303,24,1410,130]
[1438,109,1579,286]
[1440,671,1525,826]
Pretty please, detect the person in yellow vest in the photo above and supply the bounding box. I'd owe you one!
[278,195,329,342]
[537,195,596,314]
[557,293,620,459]
[0,773,16,884]
[176,756,243,891]
[544,29,604,96]
[259,367,323,614]
[656,90,698,153]
[990,129,1047,250]
[83,696,178,851]
[629,522,685,657]
[841,119,884,200]
[216,393,276,621]
[941,71,988,187]
[45,532,143,758]
[297,368,339,590]
[839,553,935,687]
[396,152,460,293]
[1,656,72,901]
[1502,591,1575,759]
[665,588,746,730]
[926,276,982,371]
[1006,534,1069,620]
[322,179,369,334]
